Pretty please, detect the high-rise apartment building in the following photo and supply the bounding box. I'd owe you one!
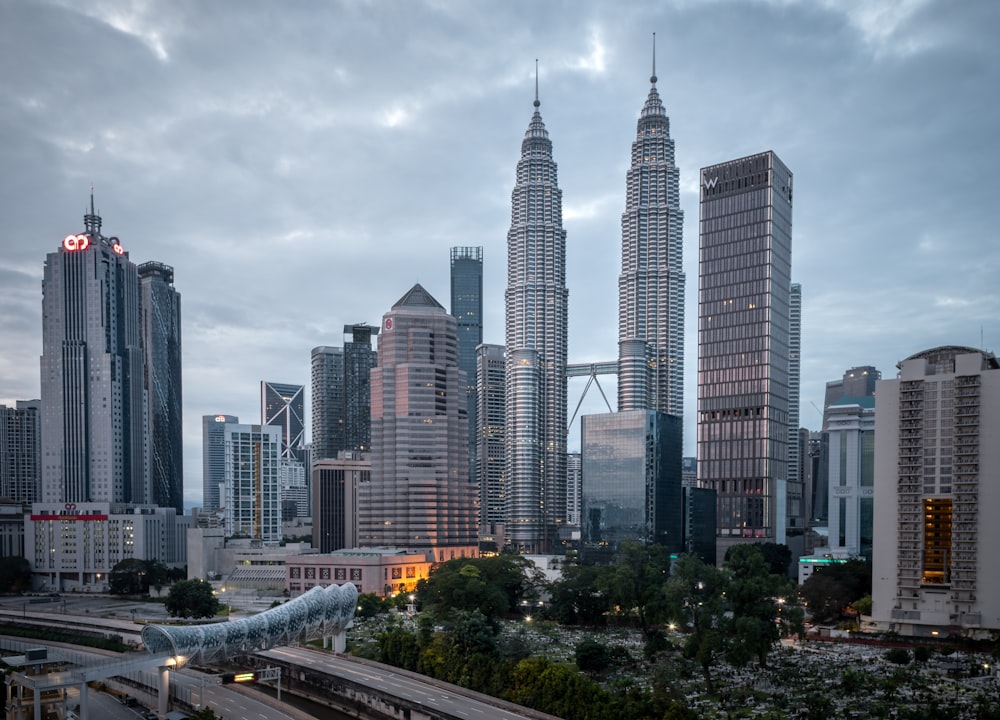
[40,200,148,505]
[697,151,793,552]
[582,410,683,553]
[202,414,238,513]
[872,346,1000,637]
[450,247,483,477]
[617,50,685,416]
[0,400,41,504]
[221,422,282,541]
[504,77,568,554]
[311,324,378,460]
[475,343,506,535]
[139,261,183,514]
[361,284,478,557]
[261,381,305,462]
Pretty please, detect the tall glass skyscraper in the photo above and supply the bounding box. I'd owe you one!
[0,400,40,504]
[475,343,506,534]
[581,410,683,553]
[40,199,147,504]
[504,77,568,554]
[618,48,685,417]
[311,324,377,460]
[786,282,803,529]
[361,284,477,556]
[139,261,183,513]
[261,381,305,462]
[203,413,238,513]
[450,246,483,476]
[697,151,793,551]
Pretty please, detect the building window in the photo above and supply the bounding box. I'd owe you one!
[922,497,952,585]
[350,568,362,581]
[335,568,346,581]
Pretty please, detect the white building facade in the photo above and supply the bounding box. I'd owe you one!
[872,347,1000,637]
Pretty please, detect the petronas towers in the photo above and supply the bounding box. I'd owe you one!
[504,50,683,553]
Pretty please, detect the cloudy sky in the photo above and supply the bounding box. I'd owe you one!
[2,0,998,509]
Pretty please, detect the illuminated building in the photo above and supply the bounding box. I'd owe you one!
[360,284,478,558]
[872,346,1000,637]
[0,400,40,504]
[697,151,793,553]
[286,548,431,598]
[26,501,190,592]
[220,422,282,542]
[40,197,147,505]
[504,73,568,554]
[311,324,378,461]
[203,414,238,513]
[581,410,683,554]
[451,246,483,475]
[139,261,183,514]
[617,45,685,417]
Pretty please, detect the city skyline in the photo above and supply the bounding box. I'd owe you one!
[2,1,999,509]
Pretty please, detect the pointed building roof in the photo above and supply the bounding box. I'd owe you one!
[524,59,549,141]
[392,283,444,311]
[641,33,665,119]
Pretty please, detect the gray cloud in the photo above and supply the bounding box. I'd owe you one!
[2,0,998,507]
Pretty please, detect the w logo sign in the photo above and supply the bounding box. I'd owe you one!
[702,176,719,190]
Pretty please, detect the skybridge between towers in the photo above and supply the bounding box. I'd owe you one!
[566,360,617,431]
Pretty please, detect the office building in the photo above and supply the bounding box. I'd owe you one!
[311,324,378,461]
[581,410,683,553]
[872,346,1000,637]
[697,151,793,553]
[1,400,41,505]
[786,283,803,530]
[504,75,569,553]
[40,199,147,505]
[360,284,478,558]
[262,381,305,462]
[451,247,483,473]
[202,414,238,513]
[139,261,183,514]
[220,422,282,542]
[825,396,875,559]
[824,366,881,429]
[617,48,685,416]
[312,452,369,553]
[566,452,581,529]
[27,501,190,592]
[475,343,506,536]
[280,460,309,519]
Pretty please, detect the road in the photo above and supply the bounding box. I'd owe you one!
[259,646,560,720]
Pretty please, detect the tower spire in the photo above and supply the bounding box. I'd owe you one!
[84,184,102,235]
[534,58,540,108]
[651,32,657,85]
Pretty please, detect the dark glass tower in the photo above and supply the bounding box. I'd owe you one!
[0,400,41,504]
[697,151,793,551]
[311,324,377,460]
[450,246,483,475]
[139,261,183,513]
[504,73,568,553]
[261,381,305,462]
[40,197,147,504]
[618,42,685,417]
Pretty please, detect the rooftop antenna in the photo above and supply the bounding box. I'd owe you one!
[534,58,540,108]
[651,32,657,85]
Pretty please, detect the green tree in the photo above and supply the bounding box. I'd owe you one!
[597,540,671,639]
[726,542,792,577]
[799,559,871,623]
[416,555,537,624]
[0,556,32,592]
[506,656,613,720]
[357,592,385,618]
[108,558,171,595]
[724,544,794,667]
[164,579,220,618]
[549,564,609,626]
[575,638,612,674]
[885,647,911,665]
[663,553,729,693]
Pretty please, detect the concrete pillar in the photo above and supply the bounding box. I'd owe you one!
[158,665,170,718]
[79,681,89,720]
